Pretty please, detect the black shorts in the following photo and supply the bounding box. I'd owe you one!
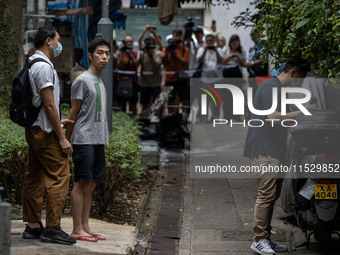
[140,86,161,105]
[72,145,106,183]
[165,80,190,101]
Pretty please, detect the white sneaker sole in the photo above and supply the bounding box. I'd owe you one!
[251,245,275,255]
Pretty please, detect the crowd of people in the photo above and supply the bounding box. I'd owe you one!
[110,23,270,119]
[20,23,317,255]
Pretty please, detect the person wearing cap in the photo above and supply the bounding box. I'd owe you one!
[244,57,316,255]
[244,30,269,94]
[247,29,268,75]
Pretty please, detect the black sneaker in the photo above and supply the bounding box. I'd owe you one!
[22,223,44,239]
[40,225,76,245]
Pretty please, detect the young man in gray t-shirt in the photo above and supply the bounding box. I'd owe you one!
[65,38,110,242]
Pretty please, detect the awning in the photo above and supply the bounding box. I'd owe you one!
[109,11,127,30]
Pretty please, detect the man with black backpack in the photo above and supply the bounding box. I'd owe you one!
[21,25,76,245]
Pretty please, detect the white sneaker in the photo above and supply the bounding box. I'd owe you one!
[269,239,288,252]
[251,239,275,254]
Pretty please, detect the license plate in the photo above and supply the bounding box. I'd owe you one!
[315,184,338,199]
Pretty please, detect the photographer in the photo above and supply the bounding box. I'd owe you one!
[183,19,205,75]
[196,34,224,120]
[188,26,205,74]
[197,34,224,79]
[183,17,195,47]
[162,29,189,113]
[137,35,162,117]
[194,27,205,49]
[138,25,163,50]
[117,35,138,115]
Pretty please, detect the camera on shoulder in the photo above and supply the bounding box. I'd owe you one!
[143,37,156,51]
[166,39,181,51]
[120,40,133,51]
[184,17,194,41]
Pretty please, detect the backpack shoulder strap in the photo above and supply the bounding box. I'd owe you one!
[28,57,50,68]
[27,58,55,84]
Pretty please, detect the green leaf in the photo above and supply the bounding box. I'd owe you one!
[295,18,310,29]
[329,78,337,84]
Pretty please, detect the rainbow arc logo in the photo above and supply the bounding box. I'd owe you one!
[198,84,222,115]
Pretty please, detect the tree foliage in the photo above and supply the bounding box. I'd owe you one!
[232,0,340,77]
[0,0,20,106]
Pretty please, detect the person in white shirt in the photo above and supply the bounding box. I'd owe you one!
[22,25,75,245]
[194,27,205,49]
[196,34,224,119]
[187,27,205,75]
[196,34,224,80]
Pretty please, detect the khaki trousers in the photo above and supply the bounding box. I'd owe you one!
[22,127,70,228]
[252,155,283,241]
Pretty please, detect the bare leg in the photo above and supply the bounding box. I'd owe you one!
[70,182,88,236]
[82,182,96,234]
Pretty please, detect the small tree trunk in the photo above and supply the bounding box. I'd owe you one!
[0,0,22,106]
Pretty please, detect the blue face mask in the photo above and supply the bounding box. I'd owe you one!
[50,39,63,57]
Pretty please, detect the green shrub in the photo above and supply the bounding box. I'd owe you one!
[0,107,144,210]
[0,117,27,203]
[94,112,145,214]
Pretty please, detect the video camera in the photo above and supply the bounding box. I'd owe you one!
[184,17,194,41]
[119,40,133,51]
[143,37,156,50]
[166,39,179,51]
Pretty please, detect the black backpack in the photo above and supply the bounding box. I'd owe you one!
[9,58,51,127]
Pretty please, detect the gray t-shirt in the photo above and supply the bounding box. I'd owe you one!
[70,71,109,145]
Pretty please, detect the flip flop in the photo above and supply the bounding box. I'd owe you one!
[91,233,106,240]
[71,235,98,242]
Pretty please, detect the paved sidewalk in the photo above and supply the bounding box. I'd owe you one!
[11,217,137,255]
[179,123,333,254]
[9,140,161,255]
